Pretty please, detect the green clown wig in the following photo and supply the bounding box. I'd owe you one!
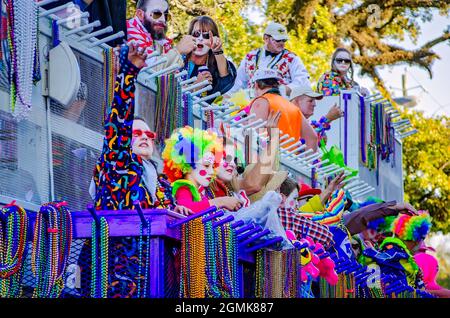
[162,126,223,182]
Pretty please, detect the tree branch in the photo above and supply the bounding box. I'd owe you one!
[422,31,450,49]
[287,0,320,31]
[170,0,210,16]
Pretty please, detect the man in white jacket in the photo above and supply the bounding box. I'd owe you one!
[225,22,311,98]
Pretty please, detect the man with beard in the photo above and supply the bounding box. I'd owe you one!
[127,0,195,68]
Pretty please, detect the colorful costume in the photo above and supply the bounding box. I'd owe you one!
[172,179,211,213]
[227,47,311,95]
[317,71,354,96]
[93,48,154,210]
[277,207,334,249]
[162,126,223,212]
[89,46,174,298]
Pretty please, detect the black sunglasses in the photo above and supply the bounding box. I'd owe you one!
[335,58,352,64]
[270,36,287,43]
[191,30,210,39]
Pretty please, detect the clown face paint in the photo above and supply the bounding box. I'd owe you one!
[334,51,352,74]
[142,0,169,40]
[191,151,215,187]
[131,119,154,160]
[284,190,299,209]
[217,155,237,182]
[191,22,211,57]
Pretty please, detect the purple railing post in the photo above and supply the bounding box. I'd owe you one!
[231,220,245,229]
[238,229,271,247]
[244,237,283,253]
[167,206,217,228]
[86,203,100,224]
[235,223,254,236]
[202,210,224,223]
[212,215,234,228]
[237,225,263,241]
[149,237,166,298]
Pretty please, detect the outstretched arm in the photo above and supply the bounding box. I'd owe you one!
[102,44,147,158]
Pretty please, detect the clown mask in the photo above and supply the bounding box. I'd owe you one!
[334,51,351,74]
[284,190,299,209]
[191,23,211,57]
[191,151,216,187]
[217,155,237,182]
[140,0,168,40]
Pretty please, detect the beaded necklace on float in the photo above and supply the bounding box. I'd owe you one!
[366,102,378,170]
[204,220,221,298]
[359,95,367,166]
[0,202,28,298]
[255,250,301,298]
[179,217,206,298]
[7,0,39,120]
[215,223,239,297]
[90,216,109,298]
[154,73,179,146]
[136,218,151,298]
[102,48,118,125]
[31,202,73,298]
[154,176,175,210]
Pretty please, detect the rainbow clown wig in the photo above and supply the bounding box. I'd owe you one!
[390,211,432,242]
[162,126,223,182]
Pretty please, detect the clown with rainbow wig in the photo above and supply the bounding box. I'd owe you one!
[162,126,244,213]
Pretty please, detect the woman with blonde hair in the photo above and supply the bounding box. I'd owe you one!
[317,47,369,96]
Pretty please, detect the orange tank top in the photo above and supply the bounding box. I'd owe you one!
[251,93,303,147]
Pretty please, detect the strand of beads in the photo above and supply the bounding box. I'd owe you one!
[102,48,117,125]
[359,96,367,165]
[204,220,221,297]
[137,218,151,298]
[179,217,206,298]
[255,250,264,298]
[31,202,72,298]
[224,224,239,297]
[0,203,28,298]
[187,92,194,127]
[90,216,109,298]
[8,0,38,119]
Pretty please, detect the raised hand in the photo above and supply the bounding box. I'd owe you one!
[195,70,213,85]
[174,205,193,215]
[176,35,196,55]
[393,202,418,215]
[127,42,148,69]
[325,104,344,122]
[320,171,346,204]
[209,31,223,53]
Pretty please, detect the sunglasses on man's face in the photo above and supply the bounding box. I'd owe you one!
[335,58,352,64]
[150,10,169,21]
[132,129,156,139]
[270,36,287,44]
[192,30,210,40]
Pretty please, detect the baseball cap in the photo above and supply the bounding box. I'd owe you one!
[264,22,289,41]
[289,85,323,101]
[252,68,282,83]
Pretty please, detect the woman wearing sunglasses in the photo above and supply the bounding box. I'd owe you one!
[317,48,369,96]
[181,16,237,99]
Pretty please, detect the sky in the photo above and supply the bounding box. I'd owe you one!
[356,12,450,118]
